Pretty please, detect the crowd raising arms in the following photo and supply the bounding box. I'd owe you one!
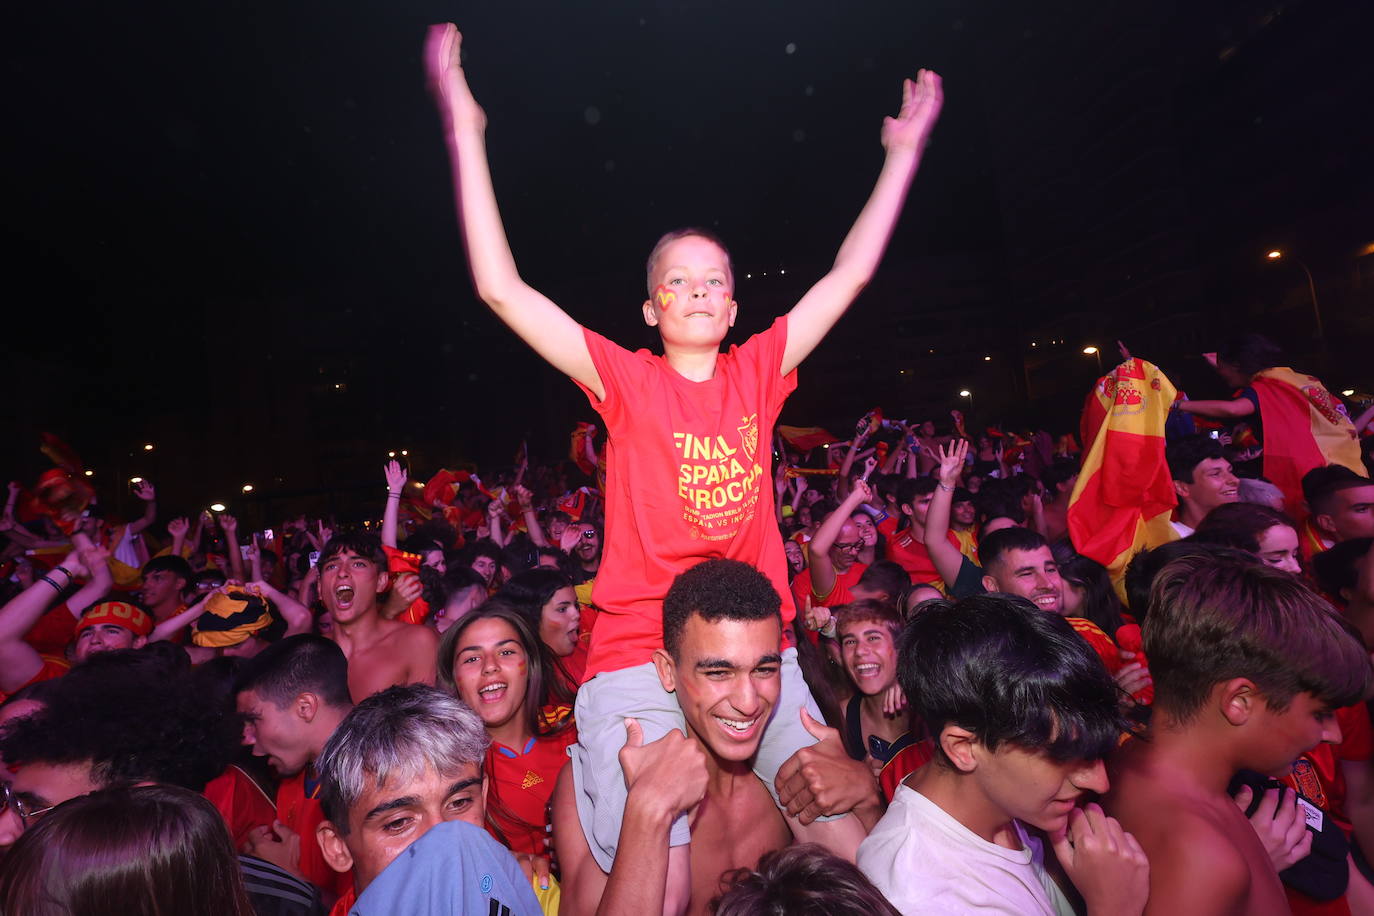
[2,17,1374,916]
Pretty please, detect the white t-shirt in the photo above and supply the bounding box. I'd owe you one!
[857,784,1076,916]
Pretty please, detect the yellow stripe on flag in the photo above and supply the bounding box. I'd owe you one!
[1068,358,1180,594]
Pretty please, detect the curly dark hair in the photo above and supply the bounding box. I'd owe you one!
[0,649,240,792]
[662,559,781,659]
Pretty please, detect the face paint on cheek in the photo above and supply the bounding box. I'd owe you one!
[653,285,676,312]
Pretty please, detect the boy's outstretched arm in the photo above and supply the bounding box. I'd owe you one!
[782,70,943,375]
[426,24,604,399]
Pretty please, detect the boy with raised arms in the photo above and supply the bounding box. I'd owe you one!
[425,22,942,912]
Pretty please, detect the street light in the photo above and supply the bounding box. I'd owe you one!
[209,503,227,512]
[1082,345,1103,372]
[242,484,254,494]
[1265,249,1323,340]
[129,477,143,484]
[143,443,154,452]
[959,389,973,413]
[84,470,94,477]
[1342,389,1356,397]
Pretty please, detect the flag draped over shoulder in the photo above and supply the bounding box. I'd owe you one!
[1069,358,1179,584]
[1251,368,1366,520]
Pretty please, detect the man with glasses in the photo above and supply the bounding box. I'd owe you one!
[0,759,96,848]
[0,657,328,916]
[791,485,871,616]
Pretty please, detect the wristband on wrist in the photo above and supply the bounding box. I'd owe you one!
[40,575,63,592]
[53,565,73,579]
[937,483,955,492]
[387,493,402,500]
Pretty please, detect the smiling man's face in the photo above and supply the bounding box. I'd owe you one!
[984,546,1063,615]
[655,614,782,765]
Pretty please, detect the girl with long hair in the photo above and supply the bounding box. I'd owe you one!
[436,600,576,856]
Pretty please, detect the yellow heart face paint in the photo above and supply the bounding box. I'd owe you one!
[653,285,677,311]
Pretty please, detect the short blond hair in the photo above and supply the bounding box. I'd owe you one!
[644,227,734,295]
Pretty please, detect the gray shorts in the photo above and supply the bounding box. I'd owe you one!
[567,647,830,872]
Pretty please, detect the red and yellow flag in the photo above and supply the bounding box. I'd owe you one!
[570,423,598,477]
[1069,358,1180,587]
[776,426,839,452]
[1250,368,1366,521]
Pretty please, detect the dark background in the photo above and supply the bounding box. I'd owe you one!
[5,0,1372,524]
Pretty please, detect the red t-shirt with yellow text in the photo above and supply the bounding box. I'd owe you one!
[576,317,797,679]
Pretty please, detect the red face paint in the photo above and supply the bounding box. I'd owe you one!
[652,285,677,312]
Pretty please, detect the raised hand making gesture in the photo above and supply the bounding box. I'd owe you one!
[383,459,408,497]
[880,70,943,157]
[936,438,969,489]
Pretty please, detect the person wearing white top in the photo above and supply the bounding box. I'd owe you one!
[859,783,1075,915]
[857,594,1150,916]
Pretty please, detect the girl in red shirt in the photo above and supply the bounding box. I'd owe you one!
[437,602,576,857]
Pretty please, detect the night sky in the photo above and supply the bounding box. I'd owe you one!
[6,1,1371,523]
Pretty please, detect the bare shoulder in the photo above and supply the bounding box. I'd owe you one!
[386,619,439,652]
[1140,808,1251,916]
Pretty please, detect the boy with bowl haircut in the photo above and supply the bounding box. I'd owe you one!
[426,22,943,909]
[857,594,1149,915]
[1104,553,1373,915]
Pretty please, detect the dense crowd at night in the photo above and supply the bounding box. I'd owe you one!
[3,22,1374,916]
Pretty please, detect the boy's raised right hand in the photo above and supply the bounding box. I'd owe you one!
[425,24,486,133]
[880,70,943,157]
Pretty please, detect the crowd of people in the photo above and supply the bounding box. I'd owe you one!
[3,20,1374,916]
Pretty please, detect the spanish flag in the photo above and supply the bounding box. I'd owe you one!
[777,426,839,452]
[1250,368,1366,521]
[1068,358,1179,587]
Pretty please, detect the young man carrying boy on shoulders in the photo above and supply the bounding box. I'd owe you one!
[1104,552,1373,915]
[552,559,880,915]
[426,22,942,910]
